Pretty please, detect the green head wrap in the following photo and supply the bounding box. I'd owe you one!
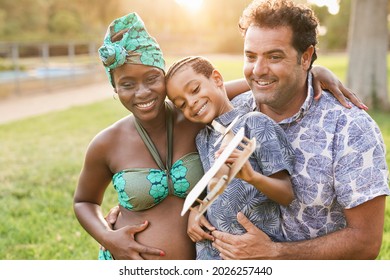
[98,12,165,87]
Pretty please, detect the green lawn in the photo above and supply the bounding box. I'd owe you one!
[0,54,389,259]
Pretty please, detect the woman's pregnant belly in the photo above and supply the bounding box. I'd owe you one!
[114,196,195,260]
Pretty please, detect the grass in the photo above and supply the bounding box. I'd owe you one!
[369,110,390,259]
[0,54,389,259]
[0,101,126,259]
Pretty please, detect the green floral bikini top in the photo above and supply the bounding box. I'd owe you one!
[112,103,204,211]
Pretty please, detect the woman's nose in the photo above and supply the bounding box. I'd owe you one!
[135,83,151,96]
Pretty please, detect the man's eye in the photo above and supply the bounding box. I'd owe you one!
[245,54,256,61]
[269,55,282,60]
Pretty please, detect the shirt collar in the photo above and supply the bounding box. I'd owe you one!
[206,106,244,132]
[216,108,240,126]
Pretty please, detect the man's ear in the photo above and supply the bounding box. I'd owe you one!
[211,69,224,87]
[301,45,314,71]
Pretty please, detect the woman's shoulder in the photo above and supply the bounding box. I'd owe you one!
[89,115,134,149]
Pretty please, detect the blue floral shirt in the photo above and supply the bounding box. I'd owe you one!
[195,93,295,259]
[271,74,389,241]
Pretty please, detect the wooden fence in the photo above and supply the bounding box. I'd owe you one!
[0,42,105,98]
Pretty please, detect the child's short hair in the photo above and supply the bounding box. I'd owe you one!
[165,56,215,83]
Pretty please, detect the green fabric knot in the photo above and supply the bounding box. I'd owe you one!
[99,43,127,69]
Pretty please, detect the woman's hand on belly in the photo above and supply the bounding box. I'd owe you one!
[114,197,196,260]
[105,221,165,260]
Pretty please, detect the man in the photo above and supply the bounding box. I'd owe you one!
[211,0,390,259]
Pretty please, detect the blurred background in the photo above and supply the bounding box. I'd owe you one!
[0,0,355,52]
[1,0,389,108]
[0,0,390,260]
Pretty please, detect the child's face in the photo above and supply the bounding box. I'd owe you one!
[166,66,230,124]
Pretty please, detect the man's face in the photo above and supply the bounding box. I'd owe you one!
[243,25,309,116]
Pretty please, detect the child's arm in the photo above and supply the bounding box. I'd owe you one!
[187,205,216,242]
[245,169,293,206]
[224,79,250,100]
[224,149,294,206]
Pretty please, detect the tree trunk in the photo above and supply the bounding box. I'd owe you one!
[347,0,389,111]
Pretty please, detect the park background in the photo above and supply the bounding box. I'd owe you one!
[0,0,389,259]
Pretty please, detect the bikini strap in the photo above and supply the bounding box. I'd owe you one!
[166,102,173,171]
[134,102,173,171]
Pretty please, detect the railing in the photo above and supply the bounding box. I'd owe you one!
[0,42,106,98]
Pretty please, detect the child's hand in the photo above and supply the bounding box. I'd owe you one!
[214,143,227,159]
[224,148,255,183]
[187,206,216,242]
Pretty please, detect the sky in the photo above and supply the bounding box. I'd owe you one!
[308,0,340,14]
[175,0,341,15]
[175,0,204,12]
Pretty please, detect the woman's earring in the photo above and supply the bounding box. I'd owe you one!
[113,89,118,100]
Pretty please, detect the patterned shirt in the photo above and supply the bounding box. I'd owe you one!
[247,74,389,241]
[195,93,295,259]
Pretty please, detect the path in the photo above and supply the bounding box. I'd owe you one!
[0,82,112,124]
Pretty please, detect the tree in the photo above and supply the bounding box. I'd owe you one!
[347,0,389,111]
[313,0,351,51]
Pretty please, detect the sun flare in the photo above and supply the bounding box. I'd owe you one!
[175,0,204,12]
[308,0,340,15]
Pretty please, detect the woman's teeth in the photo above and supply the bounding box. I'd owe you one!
[137,100,155,108]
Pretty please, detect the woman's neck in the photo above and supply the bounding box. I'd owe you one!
[136,104,168,134]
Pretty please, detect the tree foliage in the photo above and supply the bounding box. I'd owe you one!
[0,0,388,54]
[313,0,352,50]
[0,0,252,52]
[0,0,123,42]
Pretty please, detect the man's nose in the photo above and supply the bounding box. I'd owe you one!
[253,58,268,76]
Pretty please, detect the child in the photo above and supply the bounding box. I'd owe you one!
[165,56,295,260]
